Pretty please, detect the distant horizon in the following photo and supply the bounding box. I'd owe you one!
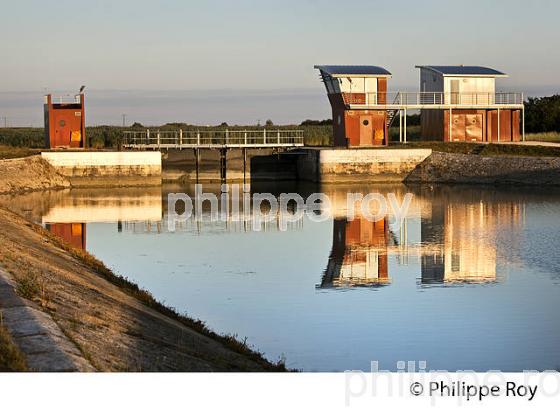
[1,85,559,128]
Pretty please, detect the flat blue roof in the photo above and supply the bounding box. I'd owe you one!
[314,65,391,77]
[416,65,507,77]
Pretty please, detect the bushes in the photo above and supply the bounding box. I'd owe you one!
[0,128,44,148]
[524,95,560,133]
[0,123,334,148]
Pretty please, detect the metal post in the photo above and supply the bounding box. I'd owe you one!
[157,131,160,147]
[277,129,280,144]
[179,129,183,146]
[399,110,403,143]
[497,108,500,142]
[263,128,266,145]
[146,129,150,145]
[449,108,452,142]
[225,128,229,145]
[194,148,199,183]
[244,130,247,145]
[522,106,525,142]
[197,131,200,146]
[243,148,247,183]
[404,108,407,144]
[220,149,227,182]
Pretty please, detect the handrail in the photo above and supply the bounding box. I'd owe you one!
[121,129,305,147]
[342,91,524,106]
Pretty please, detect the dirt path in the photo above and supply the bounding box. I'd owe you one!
[0,206,282,371]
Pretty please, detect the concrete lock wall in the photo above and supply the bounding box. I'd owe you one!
[296,148,433,183]
[41,151,162,187]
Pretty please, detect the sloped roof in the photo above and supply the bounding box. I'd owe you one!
[314,65,392,77]
[416,65,507,77]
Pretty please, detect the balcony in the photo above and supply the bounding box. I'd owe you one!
[342,92,524,108]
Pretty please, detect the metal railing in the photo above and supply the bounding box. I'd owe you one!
[343,92,524,106]
[121,129,305,148]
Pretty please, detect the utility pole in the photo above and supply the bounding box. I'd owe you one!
[122,114,127,127]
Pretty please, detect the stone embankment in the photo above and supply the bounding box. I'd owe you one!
[406,152,560,185]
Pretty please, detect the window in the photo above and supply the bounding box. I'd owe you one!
[363,119,369,126]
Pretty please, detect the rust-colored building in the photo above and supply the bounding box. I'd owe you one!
[416,66,523,142]
[314,65,392,147]
[44,93,86,148]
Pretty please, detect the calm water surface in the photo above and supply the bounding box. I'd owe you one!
[4,183,560,371]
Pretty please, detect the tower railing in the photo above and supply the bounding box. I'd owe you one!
[342,92,523,106]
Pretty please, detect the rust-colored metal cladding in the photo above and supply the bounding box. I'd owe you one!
[44,93,86,149]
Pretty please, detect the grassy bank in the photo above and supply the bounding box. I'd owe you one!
[0,324,28,371]
[39,223,287,371]
[0,203,287,372]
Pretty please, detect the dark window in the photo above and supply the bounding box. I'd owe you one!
[362,119,369,126]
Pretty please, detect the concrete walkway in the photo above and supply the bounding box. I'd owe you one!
[0,267,95,371]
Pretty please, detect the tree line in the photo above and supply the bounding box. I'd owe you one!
[524,95,560,133]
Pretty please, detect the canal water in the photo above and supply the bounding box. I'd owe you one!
[3,183,560,371]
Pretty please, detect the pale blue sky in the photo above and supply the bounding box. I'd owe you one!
[1,0,559,125]
[1,0,559,91]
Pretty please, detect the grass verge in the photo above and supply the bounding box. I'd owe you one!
[390,141,560,157]
[525,132,560,142]
[0,145,38,160]
[0,323,28,371]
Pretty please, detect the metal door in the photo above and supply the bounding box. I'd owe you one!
[359,116,373,146]
[465,114,483,141]
[451,114,465,141]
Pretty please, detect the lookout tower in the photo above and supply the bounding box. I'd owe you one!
[44,90,86,148]
[314,65,392,147]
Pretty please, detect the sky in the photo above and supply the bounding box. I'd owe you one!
[1,0,559,125]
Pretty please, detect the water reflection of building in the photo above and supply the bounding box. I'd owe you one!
[421,200,523,284]
[319,217,390,288]
[45,223,87,250]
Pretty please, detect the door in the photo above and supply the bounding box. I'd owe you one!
[372,113,386,145]
[451,114,465,141]
[465,114,483,141]
[53,113,70,147]
[359,116,373,146]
